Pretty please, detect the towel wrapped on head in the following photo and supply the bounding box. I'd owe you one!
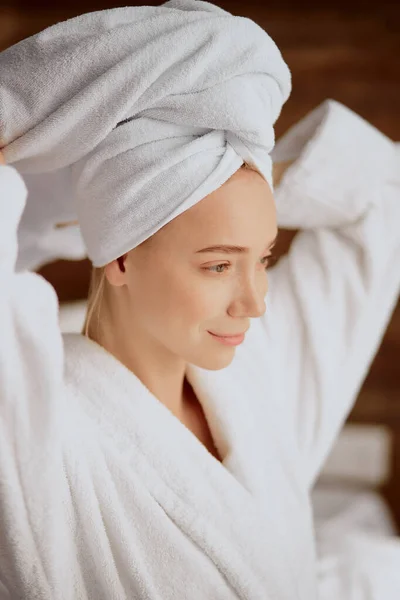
[0,0,291,269]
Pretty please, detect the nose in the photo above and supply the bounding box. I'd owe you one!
[228,272,268,319]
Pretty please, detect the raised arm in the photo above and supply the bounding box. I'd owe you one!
[0,162,72,596]
[263,100,400,490]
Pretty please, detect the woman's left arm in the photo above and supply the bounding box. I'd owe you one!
[263,100,400,490]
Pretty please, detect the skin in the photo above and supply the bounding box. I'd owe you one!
[97,165,279,421]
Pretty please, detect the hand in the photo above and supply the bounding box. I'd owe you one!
[0,150,5,165]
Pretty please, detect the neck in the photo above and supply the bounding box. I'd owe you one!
[90,295,189,420]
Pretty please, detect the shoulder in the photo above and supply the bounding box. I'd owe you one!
[62,332,134,397]
[62,332,102,383]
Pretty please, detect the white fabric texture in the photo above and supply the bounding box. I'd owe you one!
[0,100,400,599]
[0,0,291,269]
[312,485,396,540]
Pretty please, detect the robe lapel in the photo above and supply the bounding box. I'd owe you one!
[63,333,313,599]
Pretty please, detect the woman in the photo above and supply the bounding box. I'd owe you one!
[1,3,399,600]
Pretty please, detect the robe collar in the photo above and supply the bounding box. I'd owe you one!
[63,331,316,600]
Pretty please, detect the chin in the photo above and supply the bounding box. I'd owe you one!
[194,351,235,371]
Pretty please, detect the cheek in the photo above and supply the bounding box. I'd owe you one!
[154,269,227,328]
[132,267,192,325]
[167,278,211,324]
[179,281,232,332]
[132,260,230,337]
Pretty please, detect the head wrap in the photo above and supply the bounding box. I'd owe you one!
[0,0,291,269]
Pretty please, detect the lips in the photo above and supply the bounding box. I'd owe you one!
[209,331,247,338]
[208,330,246,347]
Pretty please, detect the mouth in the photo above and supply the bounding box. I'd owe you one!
[208,331,246,346]
[208,330,247,338]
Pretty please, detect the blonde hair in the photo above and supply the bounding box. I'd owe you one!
[82,267,107,338]
[82,162,259,339]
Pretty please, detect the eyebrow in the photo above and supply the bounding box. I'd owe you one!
[195,234,278,255]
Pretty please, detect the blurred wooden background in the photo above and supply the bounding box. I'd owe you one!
[1,0,399,523]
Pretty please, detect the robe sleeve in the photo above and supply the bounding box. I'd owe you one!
[263,100,400,490]
[0,165,69,594]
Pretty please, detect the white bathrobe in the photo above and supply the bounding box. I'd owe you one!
[1,101,399,600]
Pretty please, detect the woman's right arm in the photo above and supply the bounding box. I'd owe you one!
[0,161,69,596]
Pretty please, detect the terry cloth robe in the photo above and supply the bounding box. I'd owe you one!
[0,100,400,600]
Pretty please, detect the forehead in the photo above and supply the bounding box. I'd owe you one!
[176,168,276,243]
[145,167,277,255]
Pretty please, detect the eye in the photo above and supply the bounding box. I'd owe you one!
[205,263,230,274]
[203,253,276,275]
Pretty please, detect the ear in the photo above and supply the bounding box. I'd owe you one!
[104,254,128,287]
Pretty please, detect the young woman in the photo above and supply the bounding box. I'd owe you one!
[1,98,400,599]
[1,4,399,600]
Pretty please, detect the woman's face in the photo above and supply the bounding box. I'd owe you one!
[112,166,277,371]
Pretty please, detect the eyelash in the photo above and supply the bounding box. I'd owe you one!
[204,253,276,274]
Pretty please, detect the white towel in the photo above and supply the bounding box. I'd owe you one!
[0,0,291,269]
